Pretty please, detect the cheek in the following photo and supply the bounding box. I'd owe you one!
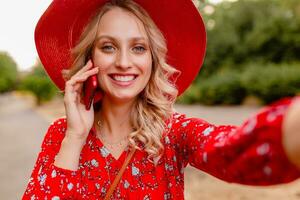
[144,61,152,79]
[145,66,152,80]
[140,66,152,88]
[95,67,109,87]
[140,55,152,77]
[93,52,114,69]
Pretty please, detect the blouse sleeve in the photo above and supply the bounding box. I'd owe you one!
[172,97,300,186]
[22,117,80,200]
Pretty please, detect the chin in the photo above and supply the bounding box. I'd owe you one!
[110,92,139,102]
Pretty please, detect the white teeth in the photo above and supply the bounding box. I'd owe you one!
[112,75,135,82]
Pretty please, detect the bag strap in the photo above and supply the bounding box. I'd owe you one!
[104,148,136,200]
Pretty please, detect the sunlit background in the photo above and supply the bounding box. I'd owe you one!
[1,0,300,199]
[0,0,232,71]
[0,0,52,71]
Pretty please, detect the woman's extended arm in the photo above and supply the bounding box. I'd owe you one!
[172,96,300,186]
[283,97,300,168]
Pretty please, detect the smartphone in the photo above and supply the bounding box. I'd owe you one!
[83,74,98,110]
[82,60,99,110]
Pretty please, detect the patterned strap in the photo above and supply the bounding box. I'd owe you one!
[104,148,136,200]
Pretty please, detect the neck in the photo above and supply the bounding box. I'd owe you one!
[95,96,136,139]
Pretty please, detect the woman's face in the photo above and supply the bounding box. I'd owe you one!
[92,7,152,103]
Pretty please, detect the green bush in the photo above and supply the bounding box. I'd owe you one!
[19,76,58,105]
[201,0,300,77]
[198,71,246,105]
[178,70,246,105]
[241,63,300,104]
[177,84,201,104]
[18,60,59,105]
[0,52,18,93]
[178,63,300,105]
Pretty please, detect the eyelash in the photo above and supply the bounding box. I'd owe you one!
[133,46,146,53]
[101,45,115,52]
[100,44,146,53]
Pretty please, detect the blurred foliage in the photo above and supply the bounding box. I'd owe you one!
[0,52,18,93]
[178,63,300,105]
[178,0,300,104]
[200,0,300,77]
[177,70,246,105]
[241,63,300,104]
[198,71,246,105]
[18,60,59,105]
[2,0,300,106]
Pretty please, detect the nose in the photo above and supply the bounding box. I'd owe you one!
[115,49,132,70]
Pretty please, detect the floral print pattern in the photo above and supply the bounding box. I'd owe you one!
[23,97,300,199]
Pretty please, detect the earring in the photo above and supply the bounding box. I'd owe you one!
[97,119,102,128]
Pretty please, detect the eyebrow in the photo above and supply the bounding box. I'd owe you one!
[95,35,148,43]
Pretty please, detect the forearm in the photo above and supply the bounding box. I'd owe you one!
[178,96,300,186]
[54,133,85,171]
[283,98,300,168]
[23,118,80,199]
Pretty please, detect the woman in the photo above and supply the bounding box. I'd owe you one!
[23,0,300,199]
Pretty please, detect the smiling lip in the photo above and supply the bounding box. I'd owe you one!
[108,73,138,87]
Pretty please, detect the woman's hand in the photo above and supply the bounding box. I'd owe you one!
[63,60,99,142]
[283,98,300,169]
[54,60,99,170]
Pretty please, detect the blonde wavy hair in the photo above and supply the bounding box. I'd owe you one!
[63,0,179,161]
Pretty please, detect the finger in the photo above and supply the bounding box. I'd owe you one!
[64,67,99,98]
[73,81,83,92]
[72,68,99,85]
[64,79,77,93]
[79,67,99,79]
[66,67,98,88]
[74,60,94,76]
[72,66,99,82]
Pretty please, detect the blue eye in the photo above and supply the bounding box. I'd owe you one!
[101,45,115,53]
[133,46,146,53]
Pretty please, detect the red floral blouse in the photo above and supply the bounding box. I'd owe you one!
[23,97,300,200]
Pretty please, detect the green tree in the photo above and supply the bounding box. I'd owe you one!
[18,59,59,105]
[178,0,300,105]
[199,0,300,77]
[0,52,18,93]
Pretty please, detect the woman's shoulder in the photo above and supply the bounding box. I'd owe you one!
[163,112,211,138]
[167,111,208,128]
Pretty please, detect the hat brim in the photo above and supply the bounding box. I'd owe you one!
[35,0,206,96]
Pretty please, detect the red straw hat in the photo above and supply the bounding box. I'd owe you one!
[35,0,206,96]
